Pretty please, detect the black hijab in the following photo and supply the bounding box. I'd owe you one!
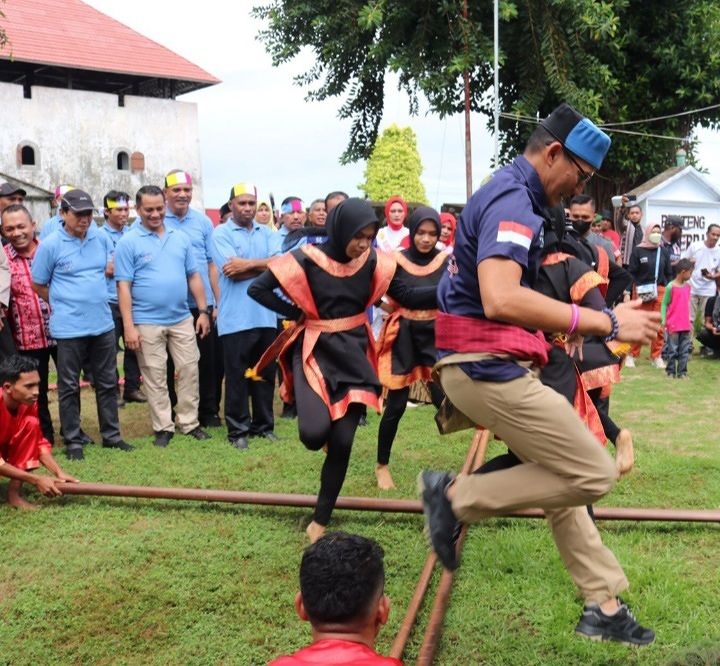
[406,205,441,265]
[323,198,379,262]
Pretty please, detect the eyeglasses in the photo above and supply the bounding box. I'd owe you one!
[563,149,595,185]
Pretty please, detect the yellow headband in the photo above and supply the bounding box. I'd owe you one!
[231,182,257,199]
[165,171,192,187]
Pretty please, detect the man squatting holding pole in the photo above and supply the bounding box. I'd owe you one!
[420,103,661,646]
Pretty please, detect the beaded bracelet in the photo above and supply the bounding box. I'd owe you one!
[602,307,619,342]
[566,304,580,335]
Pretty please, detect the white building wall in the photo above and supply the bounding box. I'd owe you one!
[0,82,206,224]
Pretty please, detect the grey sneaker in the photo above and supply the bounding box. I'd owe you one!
[575,600,655,646]
[417,470,459,571]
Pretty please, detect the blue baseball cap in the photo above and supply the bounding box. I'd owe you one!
[541,103,611,171]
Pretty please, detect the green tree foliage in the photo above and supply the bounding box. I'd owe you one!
[253,0,720,199]
[360,124,428,203]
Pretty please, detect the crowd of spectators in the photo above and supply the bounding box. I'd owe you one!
[568,193,720,376]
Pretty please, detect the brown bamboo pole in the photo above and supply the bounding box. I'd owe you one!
[389,428,487,660]
[416,430,490,666]
[56,483,720,523]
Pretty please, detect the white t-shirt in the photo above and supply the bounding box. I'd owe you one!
[682,240,720,296]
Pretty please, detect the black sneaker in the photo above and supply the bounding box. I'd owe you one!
[417,470,459,571]
[575,600,655,646]
[230,436,249,451]
[200,414,222,428]
[66,446,84,461]
[251,431,280,442]
[186,426,211,441]
[124,389,148,403]
[153,431,174,448]
[102,439,135,452]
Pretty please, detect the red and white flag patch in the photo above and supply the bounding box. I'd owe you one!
[496,221,533,250]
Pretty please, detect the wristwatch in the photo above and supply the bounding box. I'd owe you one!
[200,307,212,315]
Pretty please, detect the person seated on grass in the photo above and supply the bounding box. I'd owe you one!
[0,355,77,508]
[269,532,401,666]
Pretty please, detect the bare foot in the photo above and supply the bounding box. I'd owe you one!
[306,521,326,544]
[7,492,39,510]
[375,464,396,490]
[615,429,635,477]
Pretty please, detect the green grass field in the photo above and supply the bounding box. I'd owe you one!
[1,355,719,665]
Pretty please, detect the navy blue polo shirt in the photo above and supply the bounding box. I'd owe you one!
[114,224,198,326]
[437,155,547,381]
[31,226,114,339]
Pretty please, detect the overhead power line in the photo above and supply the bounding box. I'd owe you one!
[498,113,688,142]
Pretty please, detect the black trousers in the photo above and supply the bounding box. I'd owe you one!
[377,382,444,465]
[110,302,141,394]
[587,387,620,445]
[222,327,276,439]
[293,345,363,526]
[0,317,17,359]
[168,307,220,421]
[697,329,720,354]
[56,331,121,450]
[22,346,57,444]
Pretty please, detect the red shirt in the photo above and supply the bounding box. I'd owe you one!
[269,639,402,666]
[0,389,51,468]
[4,241,55,350]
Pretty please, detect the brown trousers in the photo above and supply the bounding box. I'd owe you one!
[136,317,200,434]
[439,363,628,605]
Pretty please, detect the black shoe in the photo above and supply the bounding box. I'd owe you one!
[575,600,655,646]
[417,470,459,571]
[186,426,211,441]
[699,346,717,359]
[79,430,94,446]
[153,431,174,448]
[102,439,135,452]
[200,414,222,428]
[124,389,148,403]
[230,436,249,451]
[66,446,85,461]
[358,414,368,427]
[256,431,280,442]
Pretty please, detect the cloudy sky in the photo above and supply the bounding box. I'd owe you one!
[84,0,494,210]
[85,0,720,210]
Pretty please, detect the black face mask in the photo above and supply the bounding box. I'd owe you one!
[572,220,592,236]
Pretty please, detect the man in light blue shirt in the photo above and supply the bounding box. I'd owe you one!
[39,185,74,239]
[211,182,279,450]
[115,185,211,448]
[100,190,144,407]
[163,170,222,428]
[31,189,132,460]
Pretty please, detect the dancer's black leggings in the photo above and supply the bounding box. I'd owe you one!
[293,347,363,526]
[587,387,620,445]
[377,382,444,465]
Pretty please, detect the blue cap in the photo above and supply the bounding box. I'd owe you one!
[540,103,611,170]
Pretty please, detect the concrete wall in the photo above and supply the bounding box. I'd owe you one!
[0,82,206,225]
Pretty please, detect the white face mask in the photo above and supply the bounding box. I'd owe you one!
[648,232,662,244]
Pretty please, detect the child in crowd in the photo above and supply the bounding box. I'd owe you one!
[269,532,401,666]
[661,258,694,378]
